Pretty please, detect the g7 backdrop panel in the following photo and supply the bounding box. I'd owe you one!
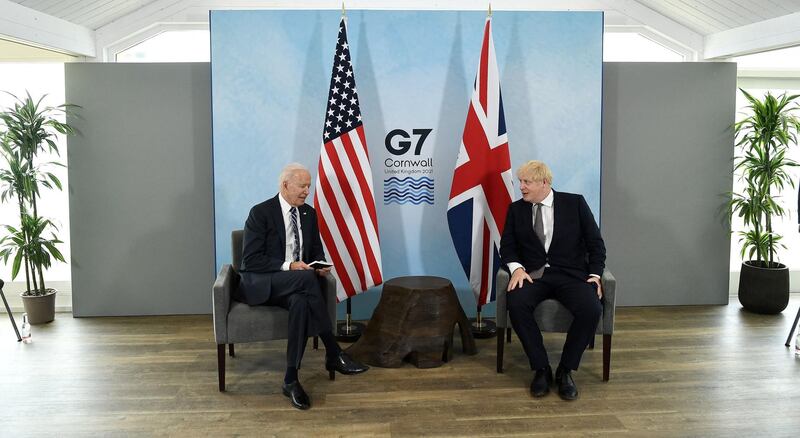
[211,10,602,318]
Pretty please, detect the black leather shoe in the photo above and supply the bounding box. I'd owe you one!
[530,366,553,397]
[555,365,578,401]
[282,380,311,410]
[326,351,369,377]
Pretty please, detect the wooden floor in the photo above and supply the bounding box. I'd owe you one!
[2,298,800,437]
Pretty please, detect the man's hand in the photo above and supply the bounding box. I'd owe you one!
[508,267,533,291]
[289,261,313,270]
[316,267,332,276]
[587,276,603,299]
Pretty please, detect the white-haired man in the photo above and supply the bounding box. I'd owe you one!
[238,163,368,410]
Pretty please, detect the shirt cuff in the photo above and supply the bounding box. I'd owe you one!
[589,274,601,279]
[507,262,524,274]
[281,261,291,271]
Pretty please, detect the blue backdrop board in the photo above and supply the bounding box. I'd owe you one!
[210,10,603,319]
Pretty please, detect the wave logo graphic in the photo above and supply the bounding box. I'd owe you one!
[384,176,434,205]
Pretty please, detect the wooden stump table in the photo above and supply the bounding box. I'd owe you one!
[347,276,477,368]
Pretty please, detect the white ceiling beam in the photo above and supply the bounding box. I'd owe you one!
[600,0,704,59]
[704,11,800,59]
[0,0,95,57]
[93,0,190,61]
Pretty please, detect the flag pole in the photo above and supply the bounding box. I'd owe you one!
[336,296,365,342]
[321,1,380,343]
[471,304,497,339]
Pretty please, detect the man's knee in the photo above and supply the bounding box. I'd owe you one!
[506,289,525,311]
[507,283,542,310]
[297,271,325,300]
[299,269,316,281]
[293,270,318,289]
[575,297,602,321]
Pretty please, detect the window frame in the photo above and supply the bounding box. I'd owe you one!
[107,23,210,62]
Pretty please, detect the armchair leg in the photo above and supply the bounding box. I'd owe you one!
[506,327,512,344]
[602,334,612,382]
[313,336,319,350]
[496,328,505,373]
[217,344,226,392]
[228,344,235,357]
[588,336,595,350]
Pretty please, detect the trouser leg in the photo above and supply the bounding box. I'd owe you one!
[283,293,310,369]
[552,273,603,370]
[268,271,337,368]
[506,279,552,370]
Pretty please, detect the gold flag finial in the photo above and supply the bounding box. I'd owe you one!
[488,3,492,16]
[342,2,346,17]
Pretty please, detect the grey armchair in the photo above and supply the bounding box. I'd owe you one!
[495,268,617,381]
[212,230,337,391]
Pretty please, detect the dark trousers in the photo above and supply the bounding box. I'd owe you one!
[263,270,333,370]
[507,267,602,371]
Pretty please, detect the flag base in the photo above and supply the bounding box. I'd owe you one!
[336,321,365,342]
[470,318,497,339]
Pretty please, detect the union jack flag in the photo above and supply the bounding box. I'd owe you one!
[314,18,383,302]
[447,17,514,306]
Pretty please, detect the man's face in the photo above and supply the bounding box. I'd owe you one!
[281,170,311,207]
[519,177,551,203]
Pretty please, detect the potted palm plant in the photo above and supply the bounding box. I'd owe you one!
[730,90,800,314]
[0,92,74,324]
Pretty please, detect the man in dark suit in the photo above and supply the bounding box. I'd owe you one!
[500,160,606,401]
[238,163,368,410]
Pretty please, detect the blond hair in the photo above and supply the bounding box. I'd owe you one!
[517,160,553,184]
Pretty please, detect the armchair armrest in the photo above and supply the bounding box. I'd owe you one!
[212,264,235,344]
[496,269,510,328]
[600,269,617,335]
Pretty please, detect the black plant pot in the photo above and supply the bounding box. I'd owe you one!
[738,261,789,314]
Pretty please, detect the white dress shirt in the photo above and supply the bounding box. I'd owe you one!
[278,194,303,271]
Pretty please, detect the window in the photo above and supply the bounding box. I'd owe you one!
[0,63,71,285]
[603,32,685,62]
[733,46,800,71]
[729,47,800,275]
[116,30,210,62]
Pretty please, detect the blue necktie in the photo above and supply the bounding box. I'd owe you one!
[290,207,300,262]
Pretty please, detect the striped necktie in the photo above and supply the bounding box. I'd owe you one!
[290,207,300,262]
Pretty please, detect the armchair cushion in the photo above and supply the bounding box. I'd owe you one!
[226,302,289,343]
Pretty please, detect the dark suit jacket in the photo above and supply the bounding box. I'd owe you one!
[500,190,606,280]
[237,195,326,305]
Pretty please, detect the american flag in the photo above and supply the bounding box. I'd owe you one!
[447,17,514,306]
[314,18,383,302]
